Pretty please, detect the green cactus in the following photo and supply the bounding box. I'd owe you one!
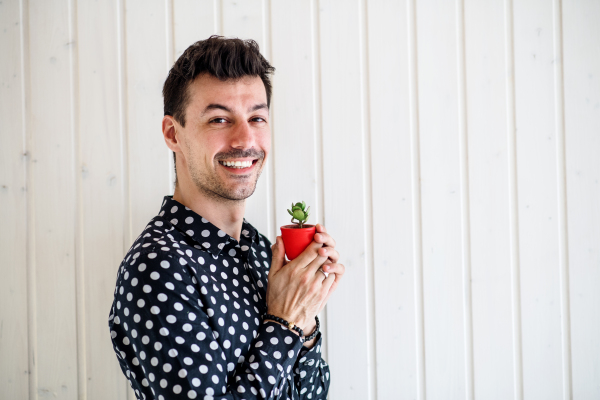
[287,201,310,228]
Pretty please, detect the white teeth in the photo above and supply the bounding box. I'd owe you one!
[220,160,253,168]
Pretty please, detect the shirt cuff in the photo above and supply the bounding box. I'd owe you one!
[297,331,324,369]
[253,320,304,363]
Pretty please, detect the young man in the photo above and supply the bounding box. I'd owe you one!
[108,36,345,400]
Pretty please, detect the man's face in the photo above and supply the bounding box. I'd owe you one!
[176,74,270,201]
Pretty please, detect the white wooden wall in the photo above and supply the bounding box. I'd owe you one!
[1,0,599,399]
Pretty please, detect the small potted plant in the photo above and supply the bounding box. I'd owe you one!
[280,201,316,260]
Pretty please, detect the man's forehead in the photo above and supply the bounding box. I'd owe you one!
[188,74,267,108]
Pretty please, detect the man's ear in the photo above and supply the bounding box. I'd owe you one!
[162,115,182,153]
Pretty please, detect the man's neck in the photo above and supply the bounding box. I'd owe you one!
[172,185,246,242]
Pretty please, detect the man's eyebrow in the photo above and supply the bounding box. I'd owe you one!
[249,103,268,113]
[201,104,231,116]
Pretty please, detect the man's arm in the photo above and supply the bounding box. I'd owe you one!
[109,249,305,399]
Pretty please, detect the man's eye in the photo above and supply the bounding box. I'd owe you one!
[252,117,266,123]
[211,118,227,124]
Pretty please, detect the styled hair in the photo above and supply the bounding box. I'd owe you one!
[163,35,275,128]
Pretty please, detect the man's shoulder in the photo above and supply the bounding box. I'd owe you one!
[120,216,191,268]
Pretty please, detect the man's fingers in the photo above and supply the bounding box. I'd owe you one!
[317,247,339,263]
[321,263,345,280]
[293,240,323,269]
[313,228,336,249]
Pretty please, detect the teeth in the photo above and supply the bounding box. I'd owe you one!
[220,160,253,168]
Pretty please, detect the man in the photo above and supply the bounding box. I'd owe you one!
[108,36,345,400]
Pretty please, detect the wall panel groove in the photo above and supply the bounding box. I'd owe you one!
[456,0,475,398]
[551,1,573,398]
[504,0,524,397]
[407,0,427,398]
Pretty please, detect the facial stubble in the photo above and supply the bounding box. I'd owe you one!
[189,149,265,203]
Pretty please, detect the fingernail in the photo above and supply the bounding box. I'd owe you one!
[323,265,330,271]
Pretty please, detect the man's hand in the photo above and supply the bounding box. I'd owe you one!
[265,224,345,335]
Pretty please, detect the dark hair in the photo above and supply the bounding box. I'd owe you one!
[163,35,275,128]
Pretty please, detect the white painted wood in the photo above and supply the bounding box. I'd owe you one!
[173,0,219,60]
[513,1,564,398]
[318,0,373,398]
[125,0,172,237]
[464,0,516,399]
[562,1,600,399]
[415,0,467,398]
[76,0,129,398]
[367,0,419,399]
[0,1,29,398]
[27,0,79,397]
[221,0,274,240]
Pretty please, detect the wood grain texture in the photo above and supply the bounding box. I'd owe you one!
[28,0,79,397]
[76,0,129,398]
[0,0,29,398]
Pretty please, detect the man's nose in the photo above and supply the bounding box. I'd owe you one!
[230,121,255,149]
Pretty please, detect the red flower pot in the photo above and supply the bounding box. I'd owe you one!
[280,224,316,260]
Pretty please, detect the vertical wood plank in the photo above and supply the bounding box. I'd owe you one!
[318,0,373,398]
[28,0,79,397]
[221,0,273,239]
[464,0,516,399]
[0,0,29,397]
[415,0,466,397]
[173,0,218,60]
[125,0,172,237]
[562,1,600,399]
[367,0,419,399]
[513,0,564,397]
[76,0,129,398]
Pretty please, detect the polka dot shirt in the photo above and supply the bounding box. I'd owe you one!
[108,196,330,399]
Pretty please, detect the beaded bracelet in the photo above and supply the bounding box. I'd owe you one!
[263,314,320,343]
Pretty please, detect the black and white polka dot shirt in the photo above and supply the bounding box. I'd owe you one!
[108,196,330,400]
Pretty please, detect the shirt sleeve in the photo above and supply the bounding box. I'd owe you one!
[108,249,305,400]
[293,334,330,399]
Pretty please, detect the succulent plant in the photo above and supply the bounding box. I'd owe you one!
[287,201,310,228]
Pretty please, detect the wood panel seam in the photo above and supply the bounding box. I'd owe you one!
[456,0,475,398]
[407,0,426,398]
[503,0,524,398]
[551,0,573,398]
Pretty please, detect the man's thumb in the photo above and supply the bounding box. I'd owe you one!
[270,237,286,273]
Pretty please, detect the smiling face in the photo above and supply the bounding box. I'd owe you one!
[173,74,270,202]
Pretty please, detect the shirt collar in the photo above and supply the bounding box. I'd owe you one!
[157,196,259,257]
